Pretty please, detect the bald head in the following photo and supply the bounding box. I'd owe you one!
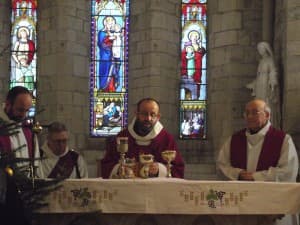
[244,99,270,133]
[245,99,269,111]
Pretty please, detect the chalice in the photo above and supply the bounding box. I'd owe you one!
[139,154,154,178]
[124,158,136,178]
[161,150,176,178]
[117,137,128,178]
[32,121,43,134]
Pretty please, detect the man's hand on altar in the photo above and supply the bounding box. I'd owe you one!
[238,170,254,181]
[148,162,159,177]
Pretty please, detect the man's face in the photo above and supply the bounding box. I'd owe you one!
[244,100,269,132]
[135,101,160,134]
[47,131,68,156]
[5,93,32,122]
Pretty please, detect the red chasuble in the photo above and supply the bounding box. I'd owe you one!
[101,128,185,179]
[230,126,285,171]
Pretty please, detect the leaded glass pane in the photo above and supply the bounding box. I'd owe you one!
[180,0,207,139]
[10,0,37,117]
[90,0,130,137]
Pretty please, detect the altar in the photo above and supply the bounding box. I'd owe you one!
[33,178,300,225]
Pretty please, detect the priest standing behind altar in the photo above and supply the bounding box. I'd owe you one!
[217,99,299,225]
[101,97,185,178]
[0,86,42,176]
[37,121,88,179]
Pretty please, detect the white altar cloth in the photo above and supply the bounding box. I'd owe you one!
[40,178,300,215]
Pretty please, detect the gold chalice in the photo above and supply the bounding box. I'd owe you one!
[124,158,136,178]
[32,121,43,134]
[161,150,176,178]
[139,154,154,178]
[117,137,128,178]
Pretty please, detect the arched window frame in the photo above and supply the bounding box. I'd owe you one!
[179,0,207,139]
[89,0,130,137]
[10,0,38,117]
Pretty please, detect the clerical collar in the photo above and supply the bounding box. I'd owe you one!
[246,121,271,137]
[128,117,163,146]
[42,142,69,159]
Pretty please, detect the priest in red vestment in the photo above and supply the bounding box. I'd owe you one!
[0,86,41,170]
[217,99,298,225]
[0,86,38,225]
[101,98,185,179]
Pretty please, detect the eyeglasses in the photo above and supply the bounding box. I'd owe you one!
[137,112,159,119]
[50,139,68,144]
[243,110,265,118]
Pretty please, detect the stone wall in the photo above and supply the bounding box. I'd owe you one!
[281,0,300,151]
[0,0,10,102]
[272,0,300,153]
[128,0,181,130]
[208,0,262,161]
[37,0,91,149]
[0,0,299,179]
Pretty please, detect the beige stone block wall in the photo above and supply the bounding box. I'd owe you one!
[282,0,300,151]
[1,0,298,179]
[0,0,10,102]
[37,0,90,150]
[208,0,263,160]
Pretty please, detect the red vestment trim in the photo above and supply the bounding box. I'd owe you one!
[230,126,285,171]
[48,150,79,178]
[0,126,33,159]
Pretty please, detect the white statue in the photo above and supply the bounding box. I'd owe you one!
[246,41,280,128]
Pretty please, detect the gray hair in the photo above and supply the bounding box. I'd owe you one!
[48,121,68,135]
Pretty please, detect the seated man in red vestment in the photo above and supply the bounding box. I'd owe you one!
[37,121,88,179]
[217,99,298,225]
[101,98,185,179]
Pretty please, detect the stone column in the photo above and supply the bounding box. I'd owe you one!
[262,0,274,43]
[0,0,11,101]
[38,1,90,149]
[209,0,263,159]
[128,0,180,133]
[281,0,300,150]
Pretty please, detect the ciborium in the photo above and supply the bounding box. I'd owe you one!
[117,137,128,178]
[139,154,154,178]
[161,150,176,178]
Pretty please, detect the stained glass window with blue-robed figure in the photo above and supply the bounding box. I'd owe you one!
[90,0,130,137]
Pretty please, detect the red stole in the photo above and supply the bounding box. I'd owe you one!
[48,151,79,178]
[230,126,285,171]
[22,127,33,158]
[0,127,33,158]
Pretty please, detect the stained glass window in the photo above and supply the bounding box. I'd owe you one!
[10,0,37,117]
[180,0,207,139]
[90,0,130,137]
